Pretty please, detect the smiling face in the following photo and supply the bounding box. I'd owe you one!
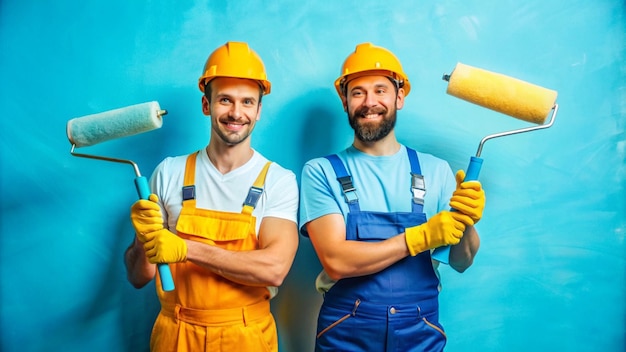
[343,75,405,143]
[202,77,263,146]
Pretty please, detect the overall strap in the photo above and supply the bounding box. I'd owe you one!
[406,147,425,214]
[181,151,200,208]
[181,152,271,215]
[326,149,425,214]
[324,154,360,213]
[242,161,272,215]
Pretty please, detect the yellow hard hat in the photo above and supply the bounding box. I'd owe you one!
[334,43,411,97]
[198,42,271,95]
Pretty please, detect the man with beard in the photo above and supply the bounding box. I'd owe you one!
[125,42,299,352]
[299,43,486,351]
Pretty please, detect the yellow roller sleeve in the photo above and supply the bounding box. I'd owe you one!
[446,62,557,124]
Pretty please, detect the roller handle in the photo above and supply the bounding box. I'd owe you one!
[431,156,483,264]
[463,156,483,181]
[135,176,175,292]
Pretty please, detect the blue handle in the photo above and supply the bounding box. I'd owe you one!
[464,156,483,182]
[135,176,152,200]
[157,262,175,292]
[431,156,484,264]
[135,176,175,292]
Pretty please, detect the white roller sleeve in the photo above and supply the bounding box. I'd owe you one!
[67,101,164,147]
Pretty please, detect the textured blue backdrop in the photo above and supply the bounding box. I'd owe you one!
[1,1,624,351]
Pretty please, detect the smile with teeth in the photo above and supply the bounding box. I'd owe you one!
[224,121,245,131]
[357,107,386,119]
[363,113,381,119]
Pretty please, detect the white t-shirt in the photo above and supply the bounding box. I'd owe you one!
[150,148,298,236]
[149,149,298,298]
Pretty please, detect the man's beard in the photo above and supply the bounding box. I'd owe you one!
[348,105,397,142]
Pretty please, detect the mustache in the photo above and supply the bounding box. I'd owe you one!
[355,106,387,116]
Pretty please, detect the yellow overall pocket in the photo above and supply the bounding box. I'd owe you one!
[176,207,256,248]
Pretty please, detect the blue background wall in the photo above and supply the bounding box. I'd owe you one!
[1,1,624,351]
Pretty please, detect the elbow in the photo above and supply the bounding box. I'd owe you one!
[320,257,350,281]
[325,270,344,282]
[450,259,473,273]
[131,282,148,290]
[266,272,286,287]
[448,245,475,273]
[449,231,480,273]
[265,262,294,287]
[268,277,285,287]
[449,247,477,273]
[127,275,151,289]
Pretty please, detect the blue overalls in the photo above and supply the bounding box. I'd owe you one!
[316,147,447,352]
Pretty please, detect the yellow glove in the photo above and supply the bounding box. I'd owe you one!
[143,229,187,264]
[449,170,486,224]
[130,194,164,243]
[405,211,471,256]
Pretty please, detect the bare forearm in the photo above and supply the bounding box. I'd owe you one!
[124,237,155,288]
[307,214,410,280]
[170,218,298,287]
[313,234,409,281]
[185,240,294,288]
[449,225,480,273]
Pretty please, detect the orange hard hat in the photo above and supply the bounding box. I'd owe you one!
[334,43,411,97]
[198,42,271,95]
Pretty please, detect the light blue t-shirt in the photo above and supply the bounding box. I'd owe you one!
[299,144,457,236]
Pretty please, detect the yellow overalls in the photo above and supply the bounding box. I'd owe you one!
[150,151,278,352]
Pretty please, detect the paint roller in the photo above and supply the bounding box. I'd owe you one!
[66,101,175,291]
[432,63,559,263]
